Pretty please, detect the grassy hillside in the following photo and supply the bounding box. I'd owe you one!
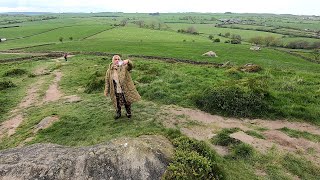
[1,12,320,179]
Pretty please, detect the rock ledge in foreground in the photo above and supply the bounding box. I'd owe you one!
[0,135,173,180]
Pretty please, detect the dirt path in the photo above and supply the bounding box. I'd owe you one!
[161,105,320,165]
[1,63,62,139]
[43,70,63,102]
[1,55,82,142]
[0,76,44,139]
[53,55,75,62]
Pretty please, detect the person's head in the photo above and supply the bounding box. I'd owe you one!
[112,55,121,65]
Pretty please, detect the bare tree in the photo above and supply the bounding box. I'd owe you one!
[249,36,263,45]
[186,26,198,34]
[150,21,156,29]
[137,20,144,28]
[120,19,128,26]
[264,36,276,46]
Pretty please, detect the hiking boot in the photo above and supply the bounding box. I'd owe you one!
[126,113,132,119]
[114,113,121,120]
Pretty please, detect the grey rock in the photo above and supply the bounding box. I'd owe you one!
[33,116,59,133]
[0,135,173,180]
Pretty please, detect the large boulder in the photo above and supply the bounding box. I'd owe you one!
[0,135,173,180]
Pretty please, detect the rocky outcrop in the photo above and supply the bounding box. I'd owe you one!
[0,135,173,180]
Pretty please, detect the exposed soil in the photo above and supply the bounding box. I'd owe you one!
[1,60,77,140]
[10,79,44,114]
[161,105,320,165]
[0,114,24,138]
[1,59,82,141]
[43,70,63,102]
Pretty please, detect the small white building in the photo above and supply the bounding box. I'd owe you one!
[0,38,6,42]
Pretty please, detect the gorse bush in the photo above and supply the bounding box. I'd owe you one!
[163,132,225,180]
[214,38,220,42]
[84,71,105,93]
[3,68,27,77]
[165,150,213,180]
[193,78,271,117]
[0,80,16,90]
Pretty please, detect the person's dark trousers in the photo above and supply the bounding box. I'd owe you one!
[113,80,131,118]
[115,93,131,118]
[125,102,131,117]
[116,94,122,115]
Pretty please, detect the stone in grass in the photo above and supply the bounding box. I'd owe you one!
[202,51,218,57]
[240,63,262,72]
[33,116,59,133]
[63,95,82,103]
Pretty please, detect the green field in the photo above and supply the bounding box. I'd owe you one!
[1,12,320,179]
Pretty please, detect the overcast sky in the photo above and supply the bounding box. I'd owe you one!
[0,0,319,16]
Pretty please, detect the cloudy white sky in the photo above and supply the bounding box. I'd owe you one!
[0,0,319,15]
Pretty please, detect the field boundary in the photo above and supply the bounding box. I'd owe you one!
[0,53,62,63]
[7,25,79,40]
[81,26,116,40]
[273,48,320,64]
[80,51,224,66]
[8,43,56,51]
[0,50,225,66]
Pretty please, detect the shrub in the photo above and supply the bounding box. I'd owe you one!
[84,71,105,93]
[225,67,242,79]
[230,39,241,44]
[230,143,255,159]
[240,64,262,73]
[28,73,36,78]
[287,41,310,49]
[214,38,220,42]
[163,135,225,180]
[187,26,199,35]
[224,40,230,43]
[208,35,214,39]
[3,68,27,77]
[193,79,271,117]
[249,36,263,45]
[231,34,241,40]
[0,80,16,90]
[164,150,213,179]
